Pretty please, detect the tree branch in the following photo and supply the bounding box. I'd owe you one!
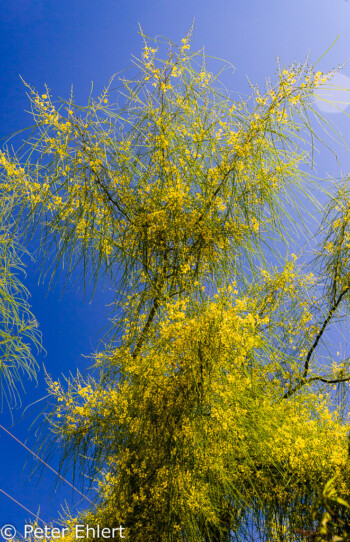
[284,286,350,399]
[302,287,349,381]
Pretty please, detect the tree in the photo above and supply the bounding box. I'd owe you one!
[3,29,350,541]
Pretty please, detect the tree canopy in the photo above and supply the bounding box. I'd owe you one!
[2,29,350,541]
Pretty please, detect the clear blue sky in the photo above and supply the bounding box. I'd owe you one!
[1,0,350,534]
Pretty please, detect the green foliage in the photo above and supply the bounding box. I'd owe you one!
[0,194,41,410]
[298,477,350,541]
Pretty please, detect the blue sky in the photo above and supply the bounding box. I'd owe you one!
[1,0,350,535]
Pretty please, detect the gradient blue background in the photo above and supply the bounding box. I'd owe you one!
[1,0,350,536]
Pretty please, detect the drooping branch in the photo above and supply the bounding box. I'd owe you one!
[306,374,350,385]
[284,373,350,399]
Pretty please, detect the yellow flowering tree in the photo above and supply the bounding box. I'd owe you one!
[4,29,350,540]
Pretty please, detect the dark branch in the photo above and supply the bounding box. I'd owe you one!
[284,286,350,399]
[132,297,159,359]
[302,287,349,381]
